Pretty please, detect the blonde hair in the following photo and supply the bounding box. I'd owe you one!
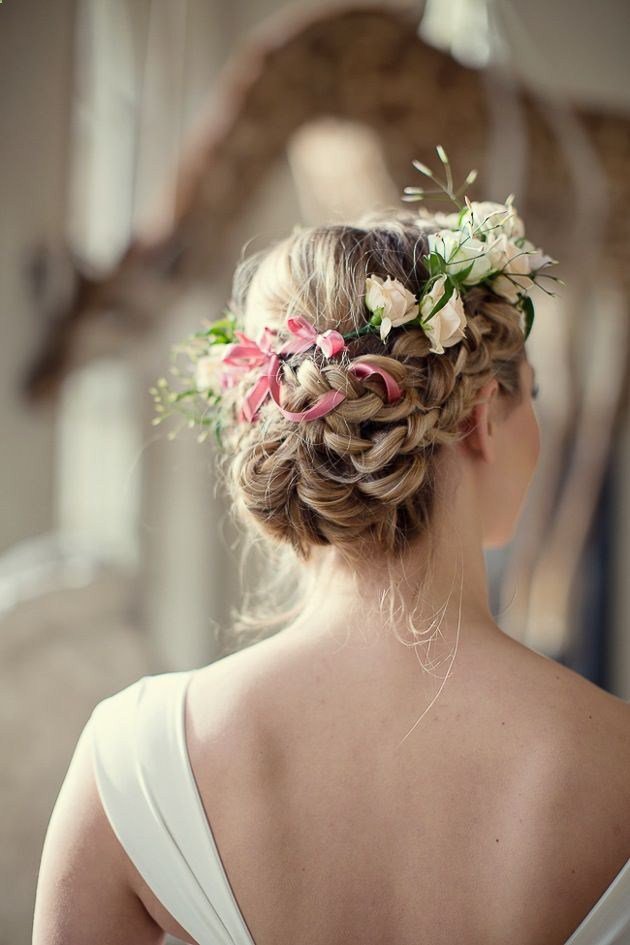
[214,209,526,653]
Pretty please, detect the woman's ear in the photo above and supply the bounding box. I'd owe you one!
[457,377,499,465]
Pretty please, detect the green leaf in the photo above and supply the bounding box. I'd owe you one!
[520,295,535,340]
[193,311,238,345]
[172,388,198,402]
[426,251,447,278]
[449,261,475,285]
[423,278,455,323]
[210,318,234,333]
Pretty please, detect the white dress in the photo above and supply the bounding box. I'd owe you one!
[87,671,630,945]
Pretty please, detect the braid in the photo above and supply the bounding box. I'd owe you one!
[217,213,525,563]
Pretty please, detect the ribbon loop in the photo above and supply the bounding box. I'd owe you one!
[348,362,404,404]
[267,354,347,420]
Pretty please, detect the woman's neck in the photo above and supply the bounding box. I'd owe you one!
[292,457,499,658]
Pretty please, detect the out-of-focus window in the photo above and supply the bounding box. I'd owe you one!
[56,357,140,568]
[57,0,147,567]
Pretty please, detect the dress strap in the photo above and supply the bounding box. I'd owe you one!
[563,856,630,945]
[88,671,256,945]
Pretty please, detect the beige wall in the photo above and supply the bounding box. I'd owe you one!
[0,0,76,554]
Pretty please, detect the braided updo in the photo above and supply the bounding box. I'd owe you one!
[217,210,526,569]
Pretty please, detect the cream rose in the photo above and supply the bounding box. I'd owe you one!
[419,275,467,354]
[487,234,533,302]
[195,345,229,394]
[520,238,556,273]
[364,274,419,341]
[461,199,525,241]
[488,275,523,304]
[428,229,494,285]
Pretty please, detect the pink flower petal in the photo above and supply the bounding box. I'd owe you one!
[317,329,346,357]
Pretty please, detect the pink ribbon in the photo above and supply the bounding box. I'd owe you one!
[276,315,347,359]
[266,355,346,421]
[348,362,403,403]
[219,322,403,423]
[240,356,403,423]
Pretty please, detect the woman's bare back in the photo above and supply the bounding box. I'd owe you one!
[133,625,630,945]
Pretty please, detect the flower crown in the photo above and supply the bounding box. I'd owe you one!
[152,146,561,445]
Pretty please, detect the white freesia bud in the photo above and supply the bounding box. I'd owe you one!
[364,274,418,341]
[428,229,494,285]
[419,275,467,354]
[195,345,229,394]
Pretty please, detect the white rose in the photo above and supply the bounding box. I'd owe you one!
[487,234,531,275]
[364,274,419,341]
[519,238,556,273]
[487,234,533,301]
[428,229,494,285]
[461,199,525,240]
[419,275,467,354]
[195,345,229,394]
[489,274,523,304]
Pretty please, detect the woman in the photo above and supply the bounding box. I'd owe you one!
[33,174,629,944]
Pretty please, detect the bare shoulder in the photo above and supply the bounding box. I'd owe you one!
[552,657,629,796]
[522,638,628,737]
[499,633,628,754]
[504,635,630,841]
[187,631,296,712]
[185,636,283,769]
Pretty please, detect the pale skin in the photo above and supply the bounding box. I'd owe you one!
[33,357,630,945]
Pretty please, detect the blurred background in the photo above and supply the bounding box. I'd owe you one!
[2,0,630,941]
